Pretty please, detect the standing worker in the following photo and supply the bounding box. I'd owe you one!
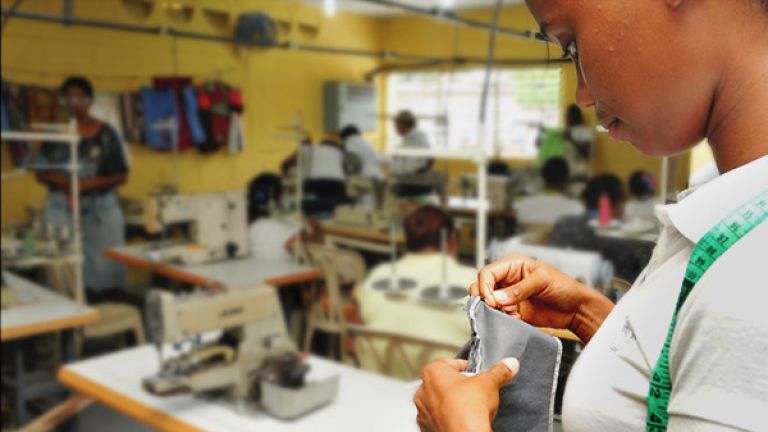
[36,76,129,303]
[392,110,438,198]
[414,0,768,431]
[391,109,432,176]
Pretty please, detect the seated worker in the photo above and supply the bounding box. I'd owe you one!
[487,158,512,176]
[515,157,584,225]
[358,206,475,378]
[390,110,436,198]
[281,136,348,216]
[247,173,322,261]
[549,174,654,282]
[624,170,661,220]
[340,124,383,179]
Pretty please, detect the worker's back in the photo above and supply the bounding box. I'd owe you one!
[358,253,474,379]
[515,193,584,225]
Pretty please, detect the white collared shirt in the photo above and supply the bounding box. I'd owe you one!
[392,128,431,175]
[299,144,346,181]
[515,193,585,225]
[562,155,768,431]
[345,135,383,179]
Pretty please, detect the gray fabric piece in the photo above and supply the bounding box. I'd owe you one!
[465,296,562,432]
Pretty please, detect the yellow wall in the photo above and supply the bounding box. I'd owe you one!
[2,2,691,226]
[1,0,385,224]
[379,5,682,191]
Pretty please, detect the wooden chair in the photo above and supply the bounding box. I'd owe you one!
[344,324,463,381]
[303,244,366,361]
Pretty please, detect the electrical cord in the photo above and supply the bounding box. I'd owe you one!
[1,0,25,35]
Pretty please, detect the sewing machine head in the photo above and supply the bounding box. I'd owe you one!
[143,191,250,264]
[143,286,338,419]
[334,177,395,231]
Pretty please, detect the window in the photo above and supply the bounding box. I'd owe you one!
[386,68,562,158]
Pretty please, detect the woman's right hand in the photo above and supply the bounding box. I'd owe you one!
[469,254,614,343]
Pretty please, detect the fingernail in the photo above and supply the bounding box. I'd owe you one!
[502,358,520,373]
[494,291,508,302]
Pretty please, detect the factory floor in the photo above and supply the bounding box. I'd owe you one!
[73,402,566,431]
[76,403,152,432]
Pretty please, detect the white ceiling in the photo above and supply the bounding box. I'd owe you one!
[299,0,526,16]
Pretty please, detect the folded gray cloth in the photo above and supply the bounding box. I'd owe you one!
[463,296,562,432]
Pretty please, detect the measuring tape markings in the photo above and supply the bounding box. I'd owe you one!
[646,189,768,432]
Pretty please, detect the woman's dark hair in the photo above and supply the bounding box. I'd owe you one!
[565,104,584,127]
[248,173,282,221]
[60,76,94,98]
[541,156,570,189]
[582,174,625,210]
[339,124,361,140]
[404,205,455,252]
[628,170,655,198]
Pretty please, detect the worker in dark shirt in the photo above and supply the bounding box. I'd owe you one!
[36,76,129,301]
[549,174,654,282]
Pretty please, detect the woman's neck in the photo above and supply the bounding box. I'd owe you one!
[705,27,768,173]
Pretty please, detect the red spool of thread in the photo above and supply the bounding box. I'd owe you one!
[598,192,612,226]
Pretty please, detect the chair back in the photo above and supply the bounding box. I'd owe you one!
[345,323,462,381]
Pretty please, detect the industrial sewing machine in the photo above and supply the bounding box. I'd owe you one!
[333,176,392,231]
[143,191,249,265]
[334,173,448,231]
[143,286,339,419]
[459,174,514,211]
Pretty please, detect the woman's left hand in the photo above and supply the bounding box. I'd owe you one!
[414,357,520,432]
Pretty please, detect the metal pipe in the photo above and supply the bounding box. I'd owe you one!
[1,0,25,34]
[1,7,552,65]
[474,0,504,270]
[355,0,546,42]
[365,57,569,80]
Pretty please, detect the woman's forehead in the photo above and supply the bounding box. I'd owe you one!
[525,0,570,31]
[525,0,559,22]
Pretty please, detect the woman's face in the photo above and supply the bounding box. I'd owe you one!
[527,0,719,156]
[63,86,92,119]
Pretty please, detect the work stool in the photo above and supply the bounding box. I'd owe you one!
[81,303,145,354]
[303,244,366,362]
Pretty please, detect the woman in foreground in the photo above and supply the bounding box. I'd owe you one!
[414,0,768,430]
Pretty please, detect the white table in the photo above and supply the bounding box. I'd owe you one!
[59,345,419,432]
[1,270,99,342]
[1,271,100,426]
[106,244,322,289]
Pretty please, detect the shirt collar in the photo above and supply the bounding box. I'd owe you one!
[656,155,768,243]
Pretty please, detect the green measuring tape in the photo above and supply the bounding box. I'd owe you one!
[646,188,768,431]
